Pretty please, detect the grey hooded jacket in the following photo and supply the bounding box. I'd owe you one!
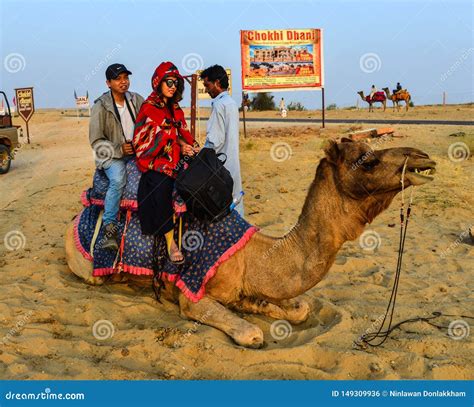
[89,91,144,169]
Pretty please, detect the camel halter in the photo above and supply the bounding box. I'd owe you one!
[356,158,473,348]
[357,158,413,347]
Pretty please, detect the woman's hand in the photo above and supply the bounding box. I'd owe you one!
[181,143,196,157]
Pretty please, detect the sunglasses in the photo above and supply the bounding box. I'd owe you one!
[164,79,179,88]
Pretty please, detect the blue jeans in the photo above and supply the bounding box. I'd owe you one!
[103,158,128,225]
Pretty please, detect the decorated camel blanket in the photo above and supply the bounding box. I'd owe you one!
[74,159,258,302]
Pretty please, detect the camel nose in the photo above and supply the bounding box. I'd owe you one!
[410,151,429,159]
[403,148,430,159]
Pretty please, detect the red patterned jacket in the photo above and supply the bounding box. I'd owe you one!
[132,62,196,178]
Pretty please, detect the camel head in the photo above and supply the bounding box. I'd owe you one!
[357,91,365,100]
[382,87,391,96]
[323,138,436,222]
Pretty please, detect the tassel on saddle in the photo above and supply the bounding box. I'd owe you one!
[151,216,183,302]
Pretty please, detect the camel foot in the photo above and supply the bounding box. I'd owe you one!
[230,297,311,325]
[278,298,311,325]
[179,294,264,349]
[230,325,264,349]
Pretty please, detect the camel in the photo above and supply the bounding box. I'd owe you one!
[65,139,436,348]
[357,91,386,112]
[383,87,411,111]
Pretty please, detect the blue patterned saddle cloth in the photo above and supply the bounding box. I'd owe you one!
[74,159,257,302]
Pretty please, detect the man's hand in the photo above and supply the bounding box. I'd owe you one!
[122,142,134,155]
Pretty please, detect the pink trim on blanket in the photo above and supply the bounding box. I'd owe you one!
[93,264,154,277]
[161,226,259,303]
[80,190,138,211]
[75,207,258,302]
[73,210,93,262]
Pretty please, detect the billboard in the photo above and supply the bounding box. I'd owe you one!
[240,29,324,92]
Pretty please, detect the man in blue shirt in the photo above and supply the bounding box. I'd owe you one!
[200,65,244,217]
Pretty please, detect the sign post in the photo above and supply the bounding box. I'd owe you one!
[74,90,90,122]
[14,87,35,144]
[183,74,198,139]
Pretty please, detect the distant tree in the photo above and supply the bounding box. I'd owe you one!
[250,93,276,111]
[409,101,414,107]
[287,101,306,111]
[327,103,337,110]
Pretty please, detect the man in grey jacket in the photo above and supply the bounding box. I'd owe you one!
[89,63,144,250]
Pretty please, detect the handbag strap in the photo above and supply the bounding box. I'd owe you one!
[216,152,227,165]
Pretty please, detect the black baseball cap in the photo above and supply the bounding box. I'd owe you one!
[106,63,132,80]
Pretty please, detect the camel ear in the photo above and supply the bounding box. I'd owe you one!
[323,140,341,164]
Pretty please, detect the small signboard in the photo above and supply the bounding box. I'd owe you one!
[75,96,89,109]
[196,69,232,100]
[74,90,90,118]
[14,87,35,143]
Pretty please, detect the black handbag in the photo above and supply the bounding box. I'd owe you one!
[176,148,234,222]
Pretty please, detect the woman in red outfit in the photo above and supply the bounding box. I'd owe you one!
[133,61,199,264]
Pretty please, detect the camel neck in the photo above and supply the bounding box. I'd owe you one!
[263,160,367,298]
[291,160,363,251]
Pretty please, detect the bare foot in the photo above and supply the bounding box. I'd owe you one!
[169,240,184,264]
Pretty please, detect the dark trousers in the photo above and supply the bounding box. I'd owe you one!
[137,170,174,236]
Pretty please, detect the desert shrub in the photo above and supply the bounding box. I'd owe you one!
[287,102,306,111]
[250,93,275,111]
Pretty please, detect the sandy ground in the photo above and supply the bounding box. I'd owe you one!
[0,107,473,380]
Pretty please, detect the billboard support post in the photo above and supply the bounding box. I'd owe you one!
[321,87,325,128]
[241,91,248,139]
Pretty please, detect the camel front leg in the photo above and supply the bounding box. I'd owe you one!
[230,297,311,325]
[179,294,264,348]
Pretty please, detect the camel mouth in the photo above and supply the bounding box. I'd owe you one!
[404,160,437,185]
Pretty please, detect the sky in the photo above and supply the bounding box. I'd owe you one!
[1,0,473,109]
